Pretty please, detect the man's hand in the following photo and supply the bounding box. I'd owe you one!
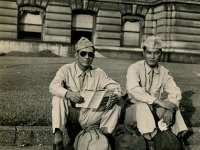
[109,93,119,104]
[105,93,119,110]
[154,99,176,112]
[162,109,173,126]
[65,91,84,103]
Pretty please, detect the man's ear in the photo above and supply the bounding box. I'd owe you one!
[75,52,78,58]
[160,51,163,56]
[142,50,145,56]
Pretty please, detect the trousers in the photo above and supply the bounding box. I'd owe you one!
[125,102,188,137]
[52,96,121,134]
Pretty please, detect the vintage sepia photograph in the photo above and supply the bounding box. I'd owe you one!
[0,0,200,149]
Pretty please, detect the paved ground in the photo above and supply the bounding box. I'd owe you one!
[0,146,52,150]
[0,145,77,150]
[0,126,199,149]
[1,145,200,150]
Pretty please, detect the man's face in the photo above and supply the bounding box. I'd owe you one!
[143,47,162,68]
[76,47,95,70]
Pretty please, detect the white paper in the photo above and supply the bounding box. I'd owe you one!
[158,119,168,131]
[76,89,106,109]
[88,90,106,108]
[76,90,95,108]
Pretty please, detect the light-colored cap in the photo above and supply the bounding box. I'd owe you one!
[143,36,163,49]
[76,37,94,51]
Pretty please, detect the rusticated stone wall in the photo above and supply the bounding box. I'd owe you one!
[0,0,200,63]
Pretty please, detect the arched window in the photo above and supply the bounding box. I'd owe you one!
[18,11,42,40]
[18,7,45,40]
[121,20,141,47]
[71,11,95,44]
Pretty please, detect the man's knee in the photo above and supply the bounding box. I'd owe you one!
[137,102,150,110]
[124,104,137,125]
[125,102,151,124]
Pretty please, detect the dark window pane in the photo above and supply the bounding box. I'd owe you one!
[71,30,92,44]
[18,31,41,40]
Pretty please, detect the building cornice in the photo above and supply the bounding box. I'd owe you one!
[94,0,200,5]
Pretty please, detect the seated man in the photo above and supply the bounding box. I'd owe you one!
[49,37,122,150]
[125,36,188,148]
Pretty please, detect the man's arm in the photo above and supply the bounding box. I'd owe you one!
[163,71,182,106]
[97,71,122,108]
[152,71,180,112]
[98,70,122,96]
[154,71,181,125]
[49,67,68,98]
[49,66,84,103]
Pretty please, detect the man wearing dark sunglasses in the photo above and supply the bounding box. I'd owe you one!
[49,37,122,150]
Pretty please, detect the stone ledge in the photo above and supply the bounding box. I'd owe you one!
[0,145,200,150]
[15,126,53,146]
[0,126,16,146]
[0,145,52,150]
[95,46,200,64]
[0,126,199,146]
[0,126,53,146]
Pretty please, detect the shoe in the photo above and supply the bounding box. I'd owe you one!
[53,141,64,150]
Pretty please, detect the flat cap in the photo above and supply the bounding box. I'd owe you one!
[76,37,94,51]
[143,36,163,49]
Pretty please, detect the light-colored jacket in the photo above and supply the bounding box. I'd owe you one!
[50,61,122,99]
[126,60,181,106]
[49,62,122,134]
[126,60,188,136]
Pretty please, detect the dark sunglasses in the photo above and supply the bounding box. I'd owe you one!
[79,51,95,58]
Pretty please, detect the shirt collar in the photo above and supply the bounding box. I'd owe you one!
[75,62,92,77]
[144,62,160,74]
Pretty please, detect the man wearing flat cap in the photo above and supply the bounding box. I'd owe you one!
[125,36,188,149]
[49,37,122,150]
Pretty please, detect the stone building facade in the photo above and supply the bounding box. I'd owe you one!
[0,0,200,63]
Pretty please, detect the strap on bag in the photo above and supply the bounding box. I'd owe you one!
[74,125,101,150]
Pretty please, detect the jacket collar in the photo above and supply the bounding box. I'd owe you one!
[74,62,92,77]
[144,61,159,74]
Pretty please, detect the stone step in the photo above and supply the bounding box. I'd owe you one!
[0,145,52,150]
[0,126,199,147]
[0,145,200,150]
